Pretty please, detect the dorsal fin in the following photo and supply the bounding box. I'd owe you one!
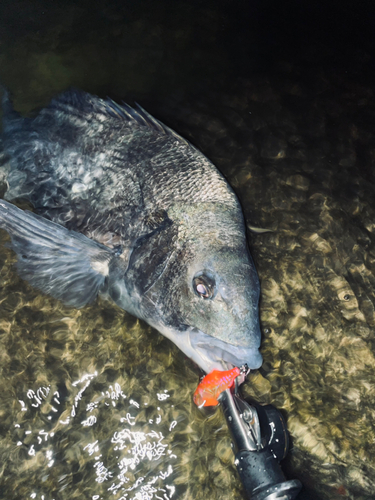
[44,89,191,147]
[103,98,190,146]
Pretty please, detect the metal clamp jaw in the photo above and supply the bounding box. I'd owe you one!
[219,388,302,500]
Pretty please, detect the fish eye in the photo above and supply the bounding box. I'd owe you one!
[193,275,215,299]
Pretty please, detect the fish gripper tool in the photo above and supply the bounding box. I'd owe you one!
[218,388,302,500]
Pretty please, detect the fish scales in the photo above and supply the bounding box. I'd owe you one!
[0,88,263,373]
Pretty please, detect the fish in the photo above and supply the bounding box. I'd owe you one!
[193,367,241,407]
[0,88,263,373]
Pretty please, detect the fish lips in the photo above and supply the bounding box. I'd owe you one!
[189,328,263,373]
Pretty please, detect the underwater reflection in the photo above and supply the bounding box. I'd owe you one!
[14,372,180,500]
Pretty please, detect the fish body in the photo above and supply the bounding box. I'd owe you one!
[0,88,262,373]
[193,367,241,407]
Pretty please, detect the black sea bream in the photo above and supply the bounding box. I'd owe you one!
[0,89,262,373]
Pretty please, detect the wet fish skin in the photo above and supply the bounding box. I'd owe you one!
[0,88,262,373]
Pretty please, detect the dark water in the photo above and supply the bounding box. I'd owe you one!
[1,1,375,499]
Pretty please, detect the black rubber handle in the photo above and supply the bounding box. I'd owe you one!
[235,448,302,500]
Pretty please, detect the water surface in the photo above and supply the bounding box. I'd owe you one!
[1,2,375,499]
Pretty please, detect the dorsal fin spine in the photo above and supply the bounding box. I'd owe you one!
[103,97,190,147]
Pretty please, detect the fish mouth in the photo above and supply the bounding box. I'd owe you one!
[188,328,263,373]
[154,323,262,374]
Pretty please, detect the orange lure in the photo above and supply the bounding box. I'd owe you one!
[193,367,241,407]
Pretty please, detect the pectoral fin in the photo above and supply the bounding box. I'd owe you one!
[0,200,118,307]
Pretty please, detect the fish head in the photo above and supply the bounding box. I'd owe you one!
[181,242,263,373]
[129,204,263,374]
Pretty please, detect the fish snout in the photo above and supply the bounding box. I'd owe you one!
[189,328,263,373]
[245,347,263,369]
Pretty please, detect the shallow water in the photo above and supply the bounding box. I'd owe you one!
[1,1,375,499]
